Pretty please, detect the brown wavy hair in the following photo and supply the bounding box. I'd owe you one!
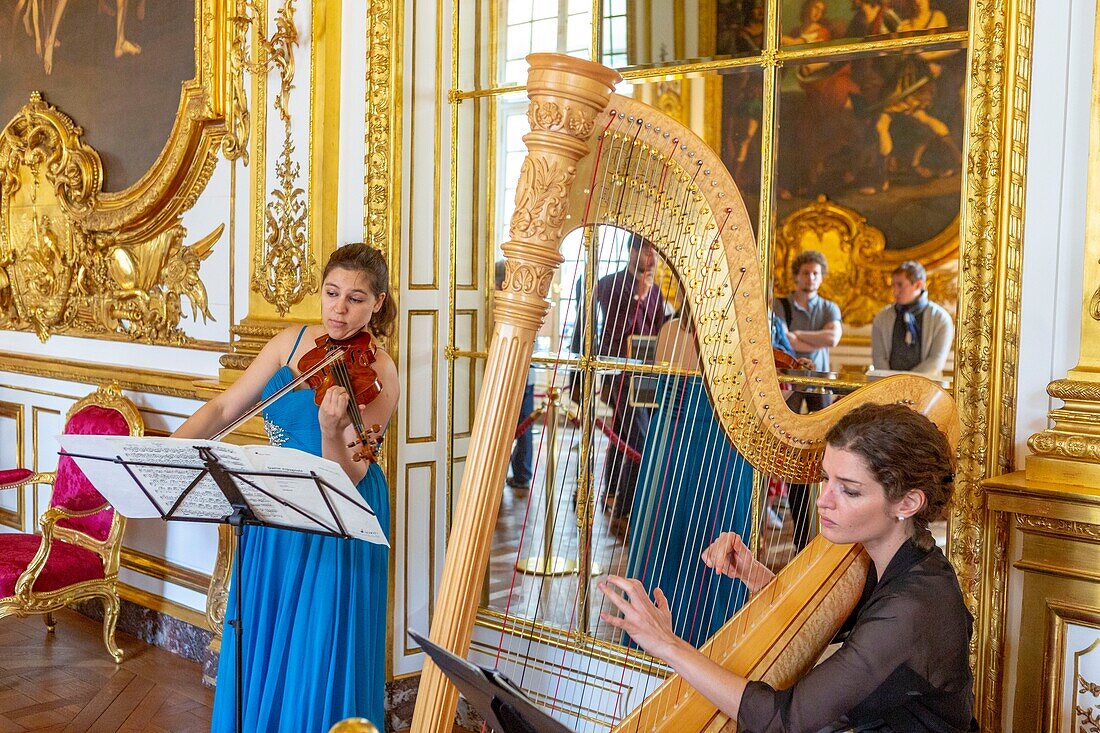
[323,243,397,339]
[825,402,955,551]
[790,249,829,279]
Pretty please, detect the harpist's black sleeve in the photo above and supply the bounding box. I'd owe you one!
[736,543,975,733]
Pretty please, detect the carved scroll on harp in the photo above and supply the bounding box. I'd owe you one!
[410,54,959,733]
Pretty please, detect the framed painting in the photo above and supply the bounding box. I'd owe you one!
[0,0,243,344]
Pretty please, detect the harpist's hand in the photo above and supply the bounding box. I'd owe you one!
[598,576,680,660]
[701,532,774,593]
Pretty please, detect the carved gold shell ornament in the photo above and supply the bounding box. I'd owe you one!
[0,94,221,344]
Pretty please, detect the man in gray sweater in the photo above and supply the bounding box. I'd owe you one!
[871,261,954,378]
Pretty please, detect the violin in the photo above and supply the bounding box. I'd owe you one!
[297,330,385,463]
[209,330,386,463]
[772,347,802,371]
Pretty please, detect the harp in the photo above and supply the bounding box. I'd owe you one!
[411,54,959,732]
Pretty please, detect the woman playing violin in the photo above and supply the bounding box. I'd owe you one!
[174,243,398,732]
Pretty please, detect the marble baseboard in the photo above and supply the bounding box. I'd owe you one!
[71,596,212,664]
[381,676,481,733]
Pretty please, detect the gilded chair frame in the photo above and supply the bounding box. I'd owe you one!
[0,384,144,663]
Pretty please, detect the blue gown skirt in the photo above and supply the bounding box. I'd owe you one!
[210,366,390,732]
[625,375,754,649]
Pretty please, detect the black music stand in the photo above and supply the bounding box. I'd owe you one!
[409,629,575,733]
[58,436,388,733]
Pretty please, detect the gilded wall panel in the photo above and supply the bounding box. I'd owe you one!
[0,401,24,530]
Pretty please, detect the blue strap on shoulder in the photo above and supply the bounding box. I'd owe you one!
[286,325,308,365]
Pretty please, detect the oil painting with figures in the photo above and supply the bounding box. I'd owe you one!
[712,0,967,333]
[0,0,196,191]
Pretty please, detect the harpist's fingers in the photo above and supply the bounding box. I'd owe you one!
[597,580,630,613]
[599,611,625,629]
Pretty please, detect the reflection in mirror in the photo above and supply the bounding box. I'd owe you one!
[619,68,765,237]
[779,0,969,49]
[772,47,964,379]
[485,227,818,653]
[601,0,768,72]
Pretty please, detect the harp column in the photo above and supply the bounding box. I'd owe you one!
[410,54,619,732]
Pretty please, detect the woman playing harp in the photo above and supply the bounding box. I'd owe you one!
[412,54,963,733]
[600,403,977,732]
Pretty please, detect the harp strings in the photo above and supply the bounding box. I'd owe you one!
[488,101,813,731]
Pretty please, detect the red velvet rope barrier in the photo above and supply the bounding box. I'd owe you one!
[514,407,545,440]
[560,412,642,464]
[516,401,642,463]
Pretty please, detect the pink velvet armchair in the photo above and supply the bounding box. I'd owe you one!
[0,384,143,662]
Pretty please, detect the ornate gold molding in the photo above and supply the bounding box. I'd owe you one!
[0,351,202,399]
[239,0,317,316]
[950,0,1034,730]
[0,0,237,345]
[1015,515,1100,543]
[364,0,399,253]
[0,95,220,344]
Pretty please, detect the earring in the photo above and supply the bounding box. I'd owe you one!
[897,515,905,522]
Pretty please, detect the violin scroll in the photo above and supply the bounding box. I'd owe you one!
[348,423,384,463]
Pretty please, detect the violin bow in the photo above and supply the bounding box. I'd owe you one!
[211,348,346,441]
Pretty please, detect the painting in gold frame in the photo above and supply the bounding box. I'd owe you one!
[0,0,196,192]
[0,0,241,345]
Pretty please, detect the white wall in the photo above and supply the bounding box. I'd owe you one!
[1016,0,1094,466]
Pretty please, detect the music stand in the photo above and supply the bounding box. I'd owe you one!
[57,435,389,733]
[408,629,574,733]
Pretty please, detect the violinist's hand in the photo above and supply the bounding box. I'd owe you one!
[318,386,353,435]
[701,532,774,593]
[598,576,682,660]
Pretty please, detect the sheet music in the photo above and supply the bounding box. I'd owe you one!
[57,435,388,546]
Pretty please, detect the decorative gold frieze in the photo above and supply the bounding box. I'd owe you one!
[238,0,317,317]
[0,94,219,344]
[1016,515,1100,543]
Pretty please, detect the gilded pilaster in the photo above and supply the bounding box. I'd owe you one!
[951,1,1033,728]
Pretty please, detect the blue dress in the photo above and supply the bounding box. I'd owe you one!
[210,360,390,732]
[625,374,754,649]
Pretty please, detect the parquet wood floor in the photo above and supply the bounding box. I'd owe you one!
[0,609,212,732]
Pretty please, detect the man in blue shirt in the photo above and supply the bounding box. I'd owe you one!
[773,250,843,378]
[773,250,843,550]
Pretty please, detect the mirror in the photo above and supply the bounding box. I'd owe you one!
[486,227,822,650]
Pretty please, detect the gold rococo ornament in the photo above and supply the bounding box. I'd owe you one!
[0,94,220,344]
